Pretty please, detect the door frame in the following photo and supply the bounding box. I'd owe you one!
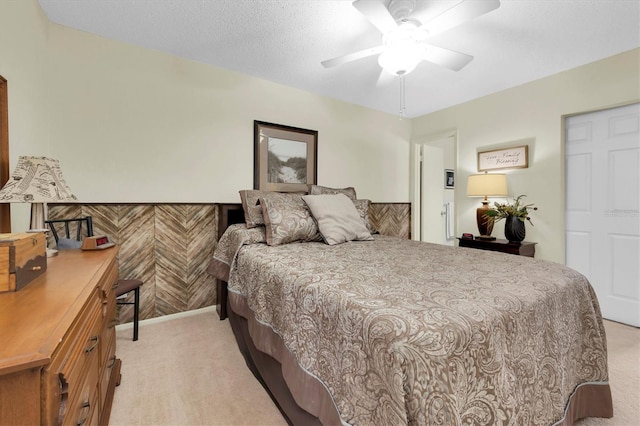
[410,129,457,241]
[0,76,9,232]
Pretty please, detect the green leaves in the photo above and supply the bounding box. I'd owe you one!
[484,195,538,225]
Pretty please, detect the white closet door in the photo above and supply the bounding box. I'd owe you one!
[565,102,640,327]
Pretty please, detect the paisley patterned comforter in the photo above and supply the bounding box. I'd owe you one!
[211,225,611,425]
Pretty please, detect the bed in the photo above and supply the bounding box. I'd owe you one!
[208,188,613,426]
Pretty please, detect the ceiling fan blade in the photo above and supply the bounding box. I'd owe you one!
[321,45,384,69]
[423,0,500,37]
[352,0,398,34]
[422,45,473,71]
[375,69,396,88]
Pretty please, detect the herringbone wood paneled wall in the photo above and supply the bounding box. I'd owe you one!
[49,202,409,323]
[370,203,411,239]
[49,204,218,324]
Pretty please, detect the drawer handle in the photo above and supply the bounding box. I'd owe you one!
[77,401,91,426]
[58,375,69,425]
[85,335,99,353]
[108,355,117,368]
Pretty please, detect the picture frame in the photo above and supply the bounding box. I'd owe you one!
[254,121,317,192]
[478,145,528,172]
[445,169,455,189]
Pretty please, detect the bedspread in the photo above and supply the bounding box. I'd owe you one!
[212,227,610,425]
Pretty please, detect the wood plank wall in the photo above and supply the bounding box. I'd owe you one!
[48,202,410,324]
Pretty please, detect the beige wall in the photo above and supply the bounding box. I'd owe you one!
[3,1,639,265]
[412,48,640,263]
[1,0,411,232]
[0,0,52,230]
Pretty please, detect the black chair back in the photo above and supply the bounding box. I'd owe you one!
[45,216,94,243]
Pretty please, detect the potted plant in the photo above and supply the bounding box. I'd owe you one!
[485,195,538,243]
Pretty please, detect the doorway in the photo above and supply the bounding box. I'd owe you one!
[565,102,639,327]
[410,132,457,245]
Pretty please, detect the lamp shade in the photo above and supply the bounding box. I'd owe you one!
[467,173,508,197]
[0,156,77,203]
[0,156,77,232]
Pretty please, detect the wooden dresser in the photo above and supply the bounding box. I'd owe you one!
[0,248,121,425]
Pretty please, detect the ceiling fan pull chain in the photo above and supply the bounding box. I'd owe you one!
[399,76,406,119]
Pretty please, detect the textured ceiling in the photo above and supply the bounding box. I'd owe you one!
[37,0,640,118]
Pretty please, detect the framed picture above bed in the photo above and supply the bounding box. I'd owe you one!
[254,120,318,192]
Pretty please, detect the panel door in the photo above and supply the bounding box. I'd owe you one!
[565,102,640,326]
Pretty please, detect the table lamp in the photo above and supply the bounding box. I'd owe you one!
[0,156,77,254]
[467,173,507,240]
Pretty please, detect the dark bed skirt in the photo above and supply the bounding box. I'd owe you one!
[228,301,323,426]
[226,292,613,426]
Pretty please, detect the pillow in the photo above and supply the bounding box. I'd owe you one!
[57,238,82,249]
[302,194,373,245]
[239,190,269,228]
[308,185,357,201]
[353,199,376,233]
[260,192,321,246]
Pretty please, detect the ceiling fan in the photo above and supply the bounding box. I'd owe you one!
[321,0,500,83]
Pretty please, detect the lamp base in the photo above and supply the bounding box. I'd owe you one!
[476,200,495,239]
[29,203,47,231]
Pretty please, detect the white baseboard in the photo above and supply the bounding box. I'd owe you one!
[115,305,216,331]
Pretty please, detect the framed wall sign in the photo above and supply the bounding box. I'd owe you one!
[478,145,528,172]
[254,121,317,192]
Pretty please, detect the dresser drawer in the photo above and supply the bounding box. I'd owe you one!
[100,330,117,411]
[62,351,99,426]
[101,296,117,364]
[99,257,119,300]
[43,290,102,425]
[60,297,101,389]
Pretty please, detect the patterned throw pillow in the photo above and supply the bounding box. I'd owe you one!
[302,194,373,245]
[308,185,357,201]
[260,192,320,246]
[239,190,269,228]
[353,199,375,233]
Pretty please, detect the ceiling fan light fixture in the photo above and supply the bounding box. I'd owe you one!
[378,43,422,76]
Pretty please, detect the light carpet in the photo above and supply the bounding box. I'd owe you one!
[110,307,287,426]
[110,308,639,426]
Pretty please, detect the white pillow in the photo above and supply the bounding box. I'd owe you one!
[302,193,373,245]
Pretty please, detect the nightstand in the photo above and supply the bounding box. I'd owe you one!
[457,237,536,257]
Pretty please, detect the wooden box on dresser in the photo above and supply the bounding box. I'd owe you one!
[0,248,121,425]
